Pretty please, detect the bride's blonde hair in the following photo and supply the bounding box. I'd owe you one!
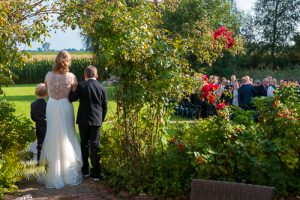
[53,50,71,74]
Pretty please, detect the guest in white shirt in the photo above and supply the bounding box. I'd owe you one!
[267,79,277,97]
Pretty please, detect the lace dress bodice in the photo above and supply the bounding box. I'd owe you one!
[45,71,76,100]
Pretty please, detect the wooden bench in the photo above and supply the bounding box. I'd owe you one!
[190,179,276,200]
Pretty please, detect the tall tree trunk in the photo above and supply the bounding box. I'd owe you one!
[271,0,280,66]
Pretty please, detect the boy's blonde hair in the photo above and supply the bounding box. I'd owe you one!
[35,83,47,97]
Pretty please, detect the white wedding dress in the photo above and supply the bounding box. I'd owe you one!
[38,71,82,189]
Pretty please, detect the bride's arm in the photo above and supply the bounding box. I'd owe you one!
[71,78,78,92]
[69,75,81,102]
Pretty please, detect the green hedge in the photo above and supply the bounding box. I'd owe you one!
[11,59,96,84]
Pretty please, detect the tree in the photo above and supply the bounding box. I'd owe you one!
[57,0,242,192]
[0,0,54,94]
[42,42,51,51]
[162,0,244,69]
[254,0,300,60]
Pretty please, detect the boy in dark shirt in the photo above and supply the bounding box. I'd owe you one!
[30,83,47,163]
[69,66,108,181]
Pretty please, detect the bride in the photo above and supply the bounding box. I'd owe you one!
[38,50,82,189]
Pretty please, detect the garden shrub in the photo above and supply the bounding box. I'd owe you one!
[162,108,261,191]
[101,84,300,198]
[252,83,300,195]
[100,107,262,197]
[0,99,35,198]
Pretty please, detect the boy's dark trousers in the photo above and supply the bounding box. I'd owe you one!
[36,121,46,161]
[79,125,101,177]
[31,98,47,162]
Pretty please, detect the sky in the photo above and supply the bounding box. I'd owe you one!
[23,0,256,51]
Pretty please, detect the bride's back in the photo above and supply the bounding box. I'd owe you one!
[45,71,75,100]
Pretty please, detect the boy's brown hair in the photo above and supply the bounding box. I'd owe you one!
[84,65,98,78]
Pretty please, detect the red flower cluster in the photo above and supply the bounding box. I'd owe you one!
[216,102,225,110]
[213,26,235,48]
[201,83,219,104]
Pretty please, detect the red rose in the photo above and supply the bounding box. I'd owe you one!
[208,93,215,104]
[216,102,225,110]
[201,84,211,98]
[212,84,219,90]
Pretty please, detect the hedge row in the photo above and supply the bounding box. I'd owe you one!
[11,59,96,84]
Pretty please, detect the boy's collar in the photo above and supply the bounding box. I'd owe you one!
[87,78,97,80]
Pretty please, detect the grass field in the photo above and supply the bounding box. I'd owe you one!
[1,84,116,120]
[27,51,94,61]
[1,84,187,125]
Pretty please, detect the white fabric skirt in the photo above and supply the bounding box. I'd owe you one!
[38,98,82,189]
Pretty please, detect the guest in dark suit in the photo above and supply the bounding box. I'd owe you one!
[30,83,47,163]
[254,78,269,97]
[238,77,257,110]
[69,65,108,181]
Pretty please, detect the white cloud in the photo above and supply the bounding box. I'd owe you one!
[235,0,256,12]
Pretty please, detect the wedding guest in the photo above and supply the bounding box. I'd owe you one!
[217,77,227,97]
[238,76,256,110]
[253,79,261,86]
[220,80,233,105]
[232,82,239,106]
[30,83,47,163]
[255,78,269,97]
[230,74,237,85]
[267,78,277,97]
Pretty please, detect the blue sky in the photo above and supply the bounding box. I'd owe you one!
[22,0,255,51]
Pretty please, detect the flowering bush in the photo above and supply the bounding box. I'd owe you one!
[252,84,300,195]
[200,81,219,104]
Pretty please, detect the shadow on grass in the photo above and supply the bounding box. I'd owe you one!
[2,84,36,88]
[3,95,36,102]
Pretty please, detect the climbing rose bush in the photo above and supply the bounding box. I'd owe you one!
[213,26,235,48]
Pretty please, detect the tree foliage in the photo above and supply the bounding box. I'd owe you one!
[253,0,300,59]
[162,0,244,70]
[0,0,54,94]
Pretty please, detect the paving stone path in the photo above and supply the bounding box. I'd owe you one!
[4,178,117,200]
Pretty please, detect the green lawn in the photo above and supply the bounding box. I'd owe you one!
[1,84,187,126]
[1,84,116,120]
